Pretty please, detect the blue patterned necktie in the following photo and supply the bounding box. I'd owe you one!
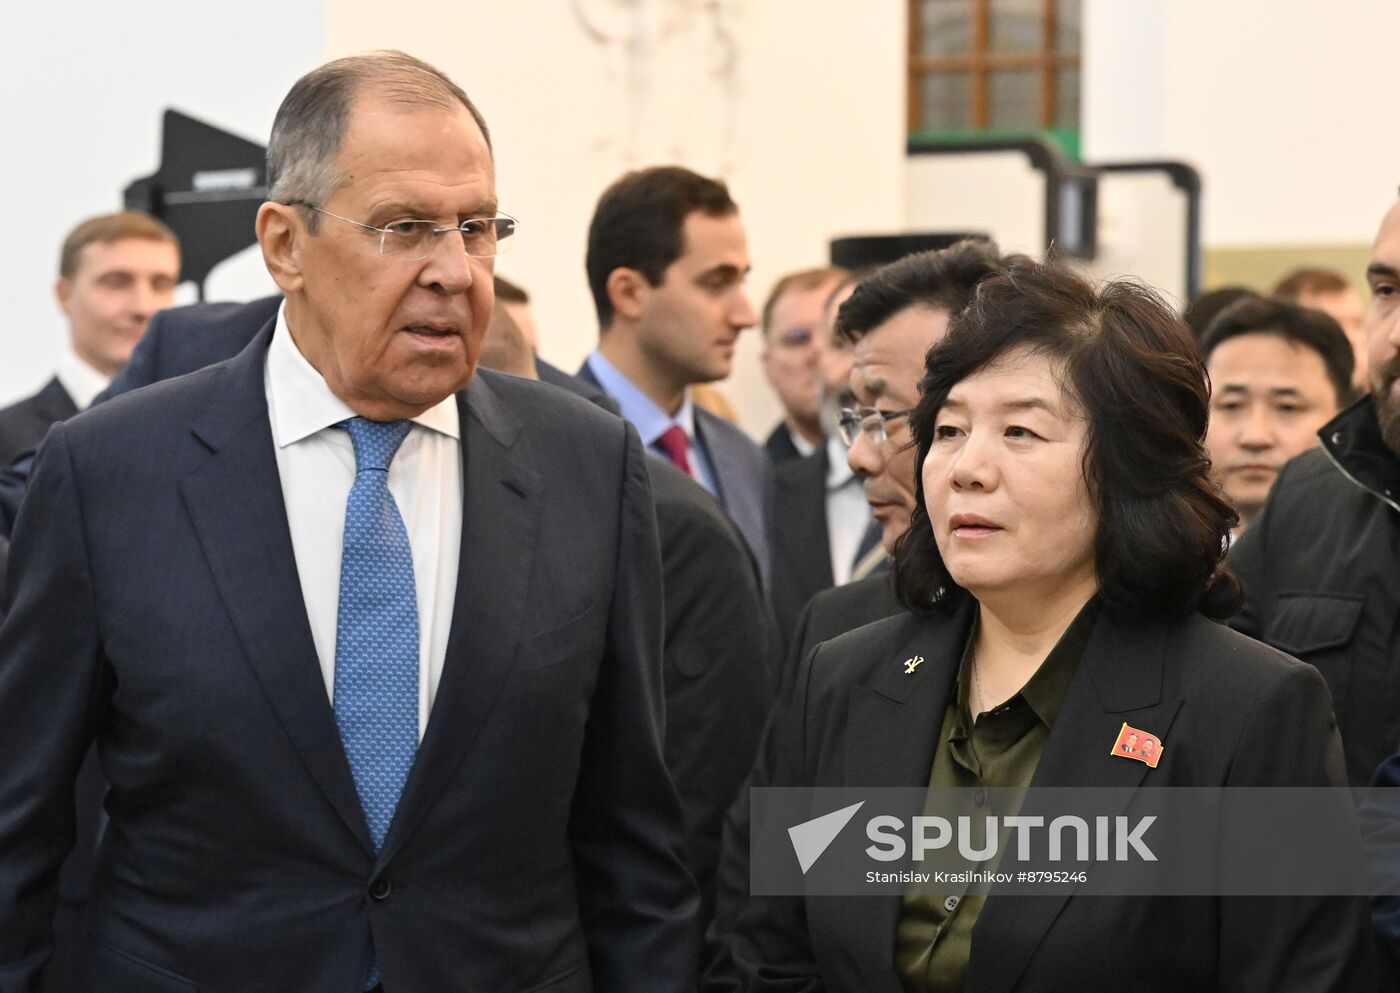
[334,417,419,851]
[335,418,418,990]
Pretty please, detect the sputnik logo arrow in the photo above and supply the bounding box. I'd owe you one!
[787,801,866,874]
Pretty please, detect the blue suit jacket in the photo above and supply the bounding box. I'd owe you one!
[574,362,774,590]
[0,325,698,991]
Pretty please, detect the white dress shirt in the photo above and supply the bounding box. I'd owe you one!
[825,434,873,585]
[55,347,111,411]
[264,306,463,740]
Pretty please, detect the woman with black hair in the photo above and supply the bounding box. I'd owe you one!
[707,259,1373,992]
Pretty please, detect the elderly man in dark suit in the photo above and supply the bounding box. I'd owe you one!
[0,50,696,993]
[577,165,775,587]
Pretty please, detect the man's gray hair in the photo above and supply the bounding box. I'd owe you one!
[267,50,492,220]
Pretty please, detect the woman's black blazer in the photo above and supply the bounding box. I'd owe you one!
[709,598,1376,992]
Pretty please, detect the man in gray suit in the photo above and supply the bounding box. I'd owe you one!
[576,166,775,587]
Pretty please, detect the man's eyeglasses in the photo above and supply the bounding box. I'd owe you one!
[289,202,518,261]
[837,406,913,447]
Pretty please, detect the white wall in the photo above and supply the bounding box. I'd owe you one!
[326,0,908,437]
[1,2,325,404]
[27,3,1390,430]
[1083,0,1400,248]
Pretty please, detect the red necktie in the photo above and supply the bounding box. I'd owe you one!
[656,425,695,477]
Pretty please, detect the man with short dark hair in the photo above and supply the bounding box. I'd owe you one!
[578,165,774,585]
[1183,284,1257,340]
[0,211,179,463]
[1202,296,1353,533]
[1231,195,1400,788]
[1274,266,1369,389]
[706,241,1010,967]
[0,50,696,992]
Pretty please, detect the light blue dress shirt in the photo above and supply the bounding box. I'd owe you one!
[584,350,720,497]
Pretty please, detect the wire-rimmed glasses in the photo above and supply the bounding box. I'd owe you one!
[290,202,518,261]
[837,406,914,447]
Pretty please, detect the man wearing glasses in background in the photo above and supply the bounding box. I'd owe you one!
[0,51,697,993]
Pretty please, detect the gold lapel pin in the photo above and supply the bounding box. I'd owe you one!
[903,655,925,675]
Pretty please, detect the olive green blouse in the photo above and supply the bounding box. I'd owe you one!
[894,599,1099,993]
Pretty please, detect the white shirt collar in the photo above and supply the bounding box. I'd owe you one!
[266,303,460,448]
[791,429,817,458]
[55,347,112,411]
[825,433,856,491]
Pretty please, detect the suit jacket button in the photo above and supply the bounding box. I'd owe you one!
[370,878,392,901]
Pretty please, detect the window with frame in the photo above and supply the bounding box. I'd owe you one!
[909,0,1082,155]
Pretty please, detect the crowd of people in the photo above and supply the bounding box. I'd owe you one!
[0,47,1398,993]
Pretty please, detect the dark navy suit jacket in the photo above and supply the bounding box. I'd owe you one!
[0,325,698,991]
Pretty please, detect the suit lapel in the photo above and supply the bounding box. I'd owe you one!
[692,407,745,514]
[787,449,834,588]
[376,371,539,867]
[843,601,974,987]
[37,376,79,422]
[179,327,373,855]
[967,608,1184,993]
[574,359,602,391]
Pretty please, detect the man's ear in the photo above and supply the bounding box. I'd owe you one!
[257,202,306,294]
[606,267,651,324]
[54,277,73,318]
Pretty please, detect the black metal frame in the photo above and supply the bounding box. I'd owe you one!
[906,136,1097,259]
[1094,161,1203,301]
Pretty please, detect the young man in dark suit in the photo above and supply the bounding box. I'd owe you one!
[0,50,697,992]
[0,212,179,464]
[578,165,775,587]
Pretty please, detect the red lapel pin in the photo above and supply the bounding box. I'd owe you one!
[1111,722,1163,769]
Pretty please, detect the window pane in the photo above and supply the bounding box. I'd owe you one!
[1056,0,1082,55]
[1056,66,1081,128]
[987,69,1039,128]
[919,72,973,130]
[989,0,1043,55]
[921,0,972,59]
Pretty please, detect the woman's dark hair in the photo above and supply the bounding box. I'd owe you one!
[894,258,1242,620]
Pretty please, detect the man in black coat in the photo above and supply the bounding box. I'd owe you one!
[1229,194,1400,788]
